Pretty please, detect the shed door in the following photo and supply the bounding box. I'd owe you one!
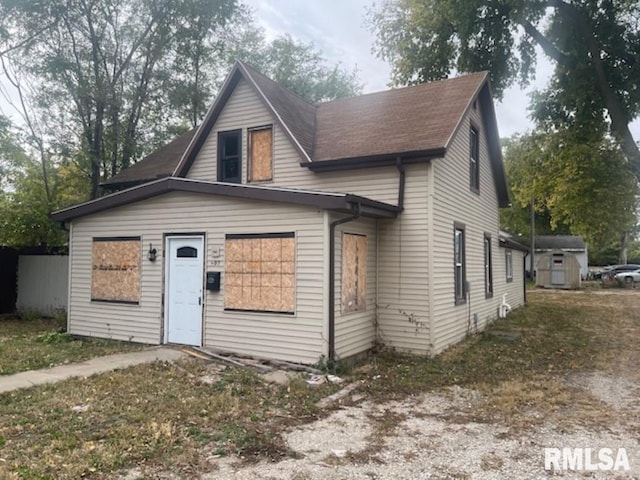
[551,254,565,285]
[164,236,204,345]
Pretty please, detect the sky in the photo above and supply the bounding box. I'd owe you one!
[0,0,638,141]
[242,0,548,138]
[243,0,640,141]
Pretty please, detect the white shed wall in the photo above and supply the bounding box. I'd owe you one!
[16,255,69,316]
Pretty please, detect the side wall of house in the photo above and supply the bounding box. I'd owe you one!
[333,216,378,360]
[375,163,431,355]
[68,191,326,364]
[186,79,402,206]
[430,104,525,354]
[499,248,527,305]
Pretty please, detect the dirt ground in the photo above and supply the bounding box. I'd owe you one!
[114,289,640,480]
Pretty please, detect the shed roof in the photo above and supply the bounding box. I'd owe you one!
[535,235,586,251]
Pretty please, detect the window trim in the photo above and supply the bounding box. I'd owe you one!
[341,232,367,314]
[248,125,273,183]
[505,249,514,283]
[217,129,242,183]
[223,231,295,315]
[91,236,141,305]
[470,125,480,193]
[484,233,493,298]
[454,222,466,305]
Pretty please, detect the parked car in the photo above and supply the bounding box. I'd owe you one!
[614,268,640,286]
[597,264,640,280]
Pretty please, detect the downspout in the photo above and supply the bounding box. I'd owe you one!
[396,157,406,210]
[523,250,528,304]
[328,202,361,361]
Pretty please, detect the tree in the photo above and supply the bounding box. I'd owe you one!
[369,0,640,175]
[502,128,637,257]
[0,116,85,247]
[227,33,362,103]
[0,0,241,198]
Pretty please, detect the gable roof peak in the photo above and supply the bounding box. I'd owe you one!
[173,59,317,176]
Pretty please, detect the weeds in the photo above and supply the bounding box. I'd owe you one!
[0,316,142,375]
[0,361,339,479]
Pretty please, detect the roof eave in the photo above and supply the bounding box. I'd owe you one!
[304,149,446,172]
[51,177,399,222]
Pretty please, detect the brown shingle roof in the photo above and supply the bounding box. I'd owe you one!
[103,62,507,205]
[241,63,316,159]
[102,129,196,189]
[313,72,487,162]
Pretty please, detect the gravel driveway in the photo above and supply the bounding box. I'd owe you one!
[204,382,638,479]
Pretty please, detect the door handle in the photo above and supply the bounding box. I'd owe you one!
[198,296,201,306]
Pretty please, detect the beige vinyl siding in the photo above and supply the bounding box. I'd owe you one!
[375,163,431,354]
[333,216,378,359]
[430,104,505,354]
[187,80,402,205]
[68,191,326,364]
[496,247,526,309]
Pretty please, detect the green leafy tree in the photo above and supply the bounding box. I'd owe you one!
[0,117,84,247]
[503,128,637,256]
[227,32,362,103]
[369,0,640,175]
[0,0,241,198]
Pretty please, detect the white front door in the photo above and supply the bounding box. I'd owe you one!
[165,236,204,345]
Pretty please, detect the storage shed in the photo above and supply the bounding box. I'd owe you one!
[534,235,588,280]
[536,250,582,289]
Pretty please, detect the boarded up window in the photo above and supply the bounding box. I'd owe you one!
[248,127,273,182]
[91,237,141,303]
[342,233,367,313]
[224,233,295,313]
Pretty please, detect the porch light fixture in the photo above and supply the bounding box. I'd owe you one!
[147,243,157,262]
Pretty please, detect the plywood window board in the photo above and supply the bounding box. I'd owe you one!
[342,233,367,313]
[224,233,294,313]
[91,237,141,303]
[248,126,273,182]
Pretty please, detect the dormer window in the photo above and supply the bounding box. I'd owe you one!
[218,130,241,183]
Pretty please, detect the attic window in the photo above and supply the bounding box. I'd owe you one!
[248,126,273,182]
[218,130,241,183]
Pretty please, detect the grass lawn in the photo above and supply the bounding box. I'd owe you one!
[0,290,638,479]
[0,315,144,376]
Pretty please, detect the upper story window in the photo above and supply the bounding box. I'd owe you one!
[470,126,479,193]
[218,130,241,183]
[248,126,273,182]
[484,233,493,298]
[454,223,466,305]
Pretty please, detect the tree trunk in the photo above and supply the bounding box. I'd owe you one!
[619,231,628,264]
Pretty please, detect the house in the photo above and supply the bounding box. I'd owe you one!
[534,235,588,280]
[51,61,527,365]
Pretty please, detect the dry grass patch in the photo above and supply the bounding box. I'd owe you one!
[0,360,340,479]
[354,290,640,431]
[0,315,143,375]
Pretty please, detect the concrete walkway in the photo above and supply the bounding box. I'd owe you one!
[0,347,186,394]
